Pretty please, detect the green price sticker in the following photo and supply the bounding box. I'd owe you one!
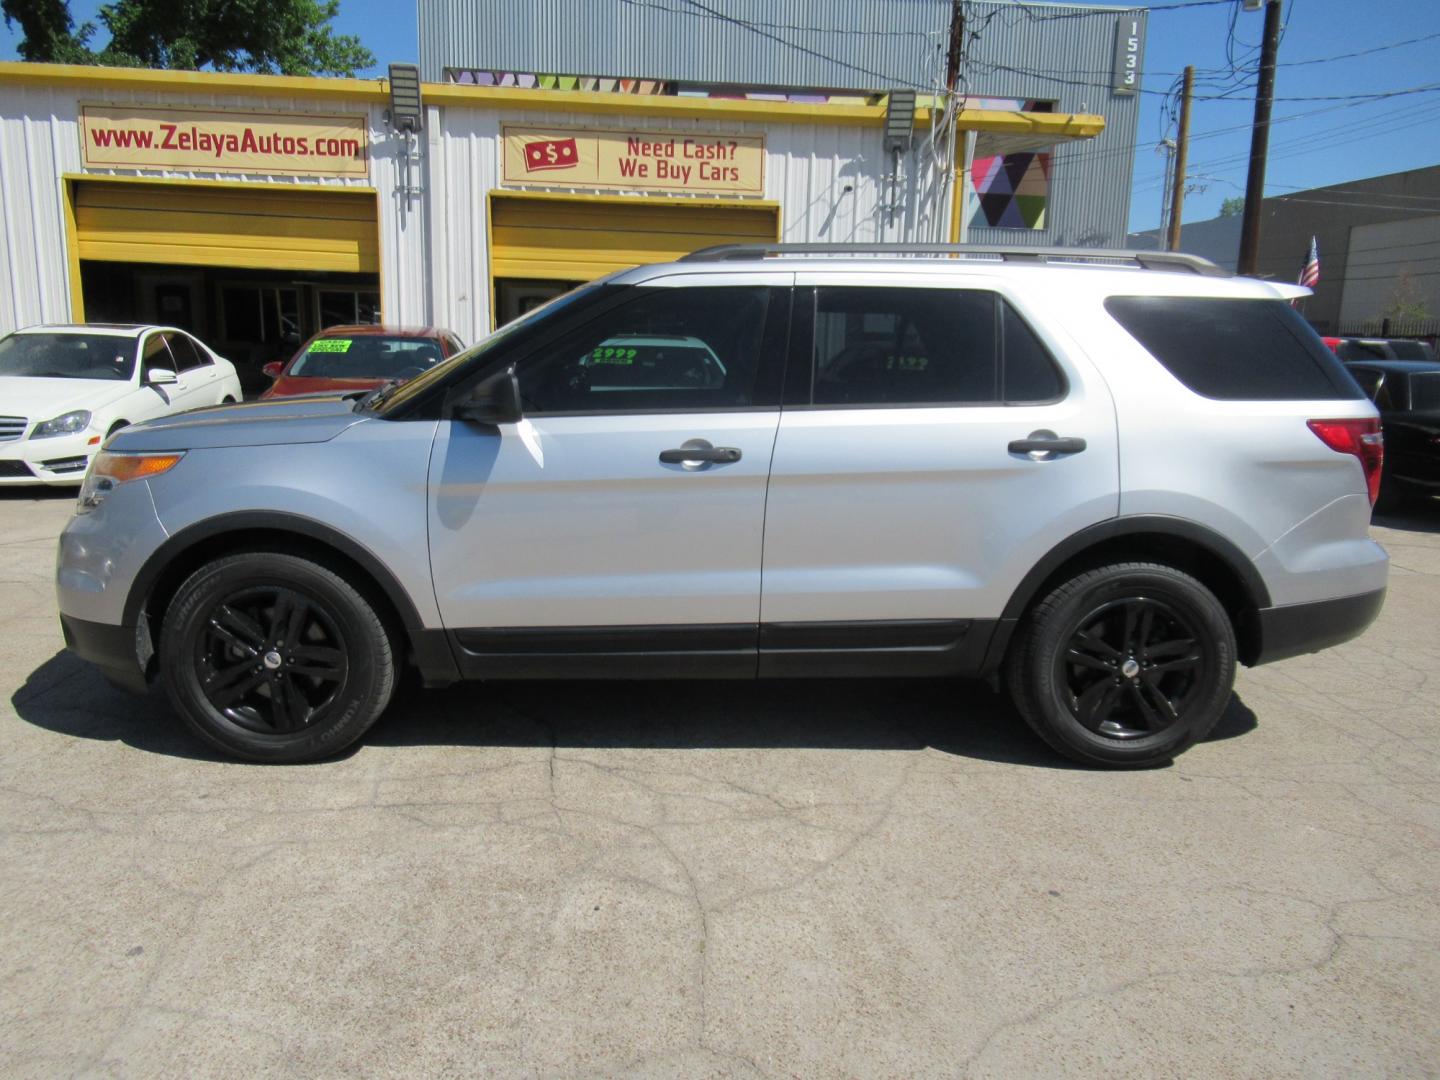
[309,339,353,353]
[590,346,637,365]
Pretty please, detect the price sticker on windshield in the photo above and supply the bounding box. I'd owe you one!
[308,339,352,353]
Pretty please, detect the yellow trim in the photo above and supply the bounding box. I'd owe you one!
[60,171,377,196]
[490,189,781,213]
[485,190,497,332]
[62,178,85,321]
[488,191,780,308]
[2,61,1104,140]
[71,175,380,273]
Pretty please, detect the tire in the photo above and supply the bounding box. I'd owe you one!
[1005,562,1236,768]
[158,552,396,763]
[106,420,128,438]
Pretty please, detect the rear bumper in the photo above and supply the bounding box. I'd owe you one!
[59,613,148,693]
[1250,588,1386,666]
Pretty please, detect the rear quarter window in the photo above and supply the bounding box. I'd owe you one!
[1104,296,1364,401]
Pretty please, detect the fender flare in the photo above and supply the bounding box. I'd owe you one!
[123,509,427,631]
[982,515,1272,673]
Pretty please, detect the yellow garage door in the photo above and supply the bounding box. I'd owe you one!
[490,194,779,282]
[73,180,379,273]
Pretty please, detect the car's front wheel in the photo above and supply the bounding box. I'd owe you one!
[1005,562,1236,768]
[159,552,396,762]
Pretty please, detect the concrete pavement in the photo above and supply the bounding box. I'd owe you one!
[2,487,1437,1077]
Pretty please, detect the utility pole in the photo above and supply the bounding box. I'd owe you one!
[1165,65,1194,252]
[1237,0,1283,275]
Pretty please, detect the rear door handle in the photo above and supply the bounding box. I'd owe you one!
[1008,435,1087,455]
[659,446,742,464]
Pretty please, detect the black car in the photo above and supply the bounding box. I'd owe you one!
[1343,358,1440,512]
[1329,336,1437,362]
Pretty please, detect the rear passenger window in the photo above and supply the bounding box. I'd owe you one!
[1002,302,1065,402]
[1105,296,1363,401]
[810,288,1063,406]
[166,333,209,371]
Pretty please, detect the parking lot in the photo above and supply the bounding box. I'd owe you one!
[1,488,1436,1077]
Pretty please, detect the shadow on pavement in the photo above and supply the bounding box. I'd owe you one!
[1373,498,1440,534]
[13,648,1257,770]
[0,487,77,503]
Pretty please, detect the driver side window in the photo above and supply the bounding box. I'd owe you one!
[515,287,772,414]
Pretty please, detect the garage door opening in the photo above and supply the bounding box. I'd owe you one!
[489,193,779,327]
[70,179,381,393]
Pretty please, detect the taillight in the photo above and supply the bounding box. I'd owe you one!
[1308,418,1384,504]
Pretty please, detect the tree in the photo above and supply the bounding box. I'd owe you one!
[1218,196,1245,217]
[2,0,375,76]
[1381,270,1432,322]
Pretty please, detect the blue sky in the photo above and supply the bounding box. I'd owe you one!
[5,0,1438,232]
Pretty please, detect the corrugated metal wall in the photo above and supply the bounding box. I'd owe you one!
[424,107,943,338]
[419,0,947,90]
[0,82,430,333]
[961,2,1145,248]
[418,0,1143,249]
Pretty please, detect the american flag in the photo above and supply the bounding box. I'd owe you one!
[1298,235,1320,288]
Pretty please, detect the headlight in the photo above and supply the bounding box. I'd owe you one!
[77,451,185,514]
[31,410,92,439]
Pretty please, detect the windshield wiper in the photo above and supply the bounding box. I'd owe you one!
[355,379,401,412]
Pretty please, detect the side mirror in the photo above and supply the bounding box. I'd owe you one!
[262,361,284,379]
[146,367,178,386]
[454,366,522,425]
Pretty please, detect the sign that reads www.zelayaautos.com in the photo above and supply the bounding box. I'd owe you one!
[502,125,764,196]
[79,104,369,178]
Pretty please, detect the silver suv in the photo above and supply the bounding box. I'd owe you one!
[56,245,1388,767]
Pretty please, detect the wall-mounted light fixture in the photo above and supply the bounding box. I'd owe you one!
[883,89,917,153]
[388,63,424,132]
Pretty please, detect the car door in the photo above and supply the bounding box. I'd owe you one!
[135,331,182,420]
[165,331,222,405]
[427,275,791,677]
[757,274,1119,672]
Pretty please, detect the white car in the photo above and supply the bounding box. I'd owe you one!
[0,323,242,486]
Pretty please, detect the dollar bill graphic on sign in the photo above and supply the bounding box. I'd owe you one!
[523,137,579,172]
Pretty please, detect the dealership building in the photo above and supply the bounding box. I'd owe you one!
[0,0,1145,368]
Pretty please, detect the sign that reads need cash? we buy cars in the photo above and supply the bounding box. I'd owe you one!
[502,125,764,196]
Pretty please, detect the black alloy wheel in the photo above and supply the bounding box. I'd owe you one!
[1005,562,1237,768]
[160,552,396,762]
[1057,596,1212,740]
[196,585,349,735]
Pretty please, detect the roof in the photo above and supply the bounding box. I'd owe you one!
[311,325,452,338]
[0,61,1103,148]
[1341,358,1440,375]
[15,323,150,337]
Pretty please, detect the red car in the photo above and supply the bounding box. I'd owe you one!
[260,325,465,399]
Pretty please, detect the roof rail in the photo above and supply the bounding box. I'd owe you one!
[680,243,1229,277]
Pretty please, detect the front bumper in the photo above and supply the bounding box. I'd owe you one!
[0,430,99,486]
[1250,588,1386,666]
[59,612,149,693]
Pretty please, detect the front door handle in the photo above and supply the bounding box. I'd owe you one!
[1008,435,1087,455]
[659,445,742,464]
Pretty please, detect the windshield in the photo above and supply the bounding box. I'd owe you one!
[289,335,446,379]
[372,285,599,414]
[0,332,135,381]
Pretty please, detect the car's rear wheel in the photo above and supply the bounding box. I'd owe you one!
[1005,562,1236,768]
[159,552,395,762]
